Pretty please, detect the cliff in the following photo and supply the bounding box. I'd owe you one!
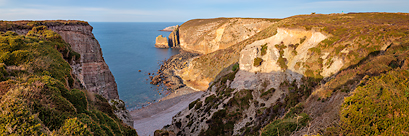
[158,13,409,135]
[0,22,137,135]
[168,25,180,48]
[1,21,119,100]
[178,18,275,54]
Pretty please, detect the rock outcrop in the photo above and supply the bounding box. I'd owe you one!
[109,99,134,127]
[168,25,180,48]
[150,51,199,90]
[160,25,177,32]
[155,35,169,48]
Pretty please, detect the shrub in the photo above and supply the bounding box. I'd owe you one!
[232,63,239,71]
[189,99,200,110]
[260,43,268,56]
[261,113,310,136]
[66,89,88,113]
[0,98,45,135]
[341,70,409,135]
[56,118,91,135]
[254,57,263,67]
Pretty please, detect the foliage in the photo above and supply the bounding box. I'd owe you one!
[341,70,409,135]
[55,117,91,135]
[0,97,45,135]
[260,43,268,56]
[232,63,239,71]
[253,57,263,67]
[261,113,310,136]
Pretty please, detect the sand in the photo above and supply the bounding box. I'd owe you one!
[131,87,204,136]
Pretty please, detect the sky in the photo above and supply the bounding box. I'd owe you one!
[1,0,408,22]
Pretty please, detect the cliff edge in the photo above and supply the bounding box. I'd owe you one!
[1,20,134,128]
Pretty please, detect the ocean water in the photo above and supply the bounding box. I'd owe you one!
[90,22,182,110]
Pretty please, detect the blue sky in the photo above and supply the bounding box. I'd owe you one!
[1,0,408,22]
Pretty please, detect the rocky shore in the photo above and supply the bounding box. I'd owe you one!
[150,51,199,91]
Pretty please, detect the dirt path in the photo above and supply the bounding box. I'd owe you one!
[131,87,204,136]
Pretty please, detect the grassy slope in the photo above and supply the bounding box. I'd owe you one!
[0,26,137,135]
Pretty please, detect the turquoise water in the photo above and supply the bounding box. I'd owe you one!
[90,22,182,110]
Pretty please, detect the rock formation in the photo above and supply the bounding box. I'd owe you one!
[178,18,274,54]
[155,35,169,48]
[160,25,177,32]
[1,21,133,127]
[168,25,180,48]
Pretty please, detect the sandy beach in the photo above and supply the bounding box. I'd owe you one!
[131,87,204,136]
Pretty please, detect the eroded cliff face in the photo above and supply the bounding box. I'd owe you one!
[179,18,275,54]
[231,28,329,90]
[49,25,119,99]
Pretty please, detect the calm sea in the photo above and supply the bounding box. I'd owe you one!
[90,22,182,110]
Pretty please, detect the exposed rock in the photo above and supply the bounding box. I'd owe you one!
[178,18,275,54]
[231,28,327,90]
[155,35,169,48]
[49,25,120,100]
[150,51,199,91]
[168,25,180,48]
[109,99,134,127]
[174,18,276,91]
[160,25,177,32]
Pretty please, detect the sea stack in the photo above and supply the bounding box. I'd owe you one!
[155,35,169,48]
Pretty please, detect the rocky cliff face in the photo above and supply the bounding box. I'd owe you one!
[1,21,134,127]
[168,25,180,48]
[49,25,120,100]
[178,18,274,54]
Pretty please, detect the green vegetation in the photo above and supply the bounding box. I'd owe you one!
[253,57,263,67]
[261,113,310,136]
[0,26,137,135]
[260,43,268,56]
[275,43,288,70]
[340,70,409,135]
[231,63,239,71]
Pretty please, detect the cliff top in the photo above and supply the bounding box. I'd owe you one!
[0,20,89,32]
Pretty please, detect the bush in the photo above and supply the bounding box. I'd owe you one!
[254,57,263,67]
[261,113,310,136]
[260,43,268,56]
[232,63,239,71]
[66,89,88,113]
[0,98,45,135]
[56,118,91,135]
[341,70,409,135]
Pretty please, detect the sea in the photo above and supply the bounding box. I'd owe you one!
[90,22,182,111]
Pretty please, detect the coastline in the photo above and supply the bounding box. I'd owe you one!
[131,86,204,136]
